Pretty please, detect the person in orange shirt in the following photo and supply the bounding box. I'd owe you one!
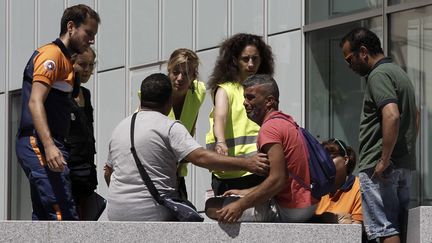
[314,138,362,224]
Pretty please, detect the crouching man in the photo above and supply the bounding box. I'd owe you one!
[104,73,269,221]
[217,74,317,223]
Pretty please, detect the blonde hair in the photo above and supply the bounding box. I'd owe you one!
[167,48,199,79]
[71,47,96,64]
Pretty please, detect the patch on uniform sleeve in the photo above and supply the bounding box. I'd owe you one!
[43,60,56,72]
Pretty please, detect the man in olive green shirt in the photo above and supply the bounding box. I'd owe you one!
[340,27,418,243]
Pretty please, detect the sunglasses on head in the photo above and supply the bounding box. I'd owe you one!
[330,138,348,157]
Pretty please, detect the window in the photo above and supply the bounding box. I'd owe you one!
[389,0,426,5]
[306,0,382,24]
[389,5,432,205]
[306,17,382,170]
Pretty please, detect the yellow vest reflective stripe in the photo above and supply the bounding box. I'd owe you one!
[169,80,206,177]
[205,82,259,179]
[206,136,257,150]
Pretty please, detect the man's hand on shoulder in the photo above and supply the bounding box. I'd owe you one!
[246,152,269,176]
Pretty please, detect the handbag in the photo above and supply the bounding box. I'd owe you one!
[129,112,204,222]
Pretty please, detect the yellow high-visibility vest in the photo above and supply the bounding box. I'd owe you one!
[206,82,259,179]
[169,80,206,177]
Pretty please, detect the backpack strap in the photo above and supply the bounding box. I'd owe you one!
[130,112,165,205]
[265,115,299,128]
[264,115,312,191]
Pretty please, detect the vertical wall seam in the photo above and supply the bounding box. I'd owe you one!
[301,0,306,127]
[191,0,197,204]
[35,0,38,48]
[263,0,268,41]
[192,0,196,51]
[418,15,424,205]
[94,0,100,194]
[383,0,388,55]
[4,0,10,220]
[159,0,163,62]
[94,0,99,189]
[125,0,130,115]
[228,0,232,36]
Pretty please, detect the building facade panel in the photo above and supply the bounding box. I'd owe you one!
[0,0,6,93]
[8,92,32,220]
[98,0,126,71]
[68,0,94,8]
[268,0,301,34]
[161,0,193,59]
[9,0,35,91]
[38,0,64,47]
[231,0,264,36]
[269,30,303,124]
[0,94,5,219]
[129,66,161,113]
[191,48,219,209]
[96,68,126,196]
[196,0,228,50]
[129,0,159,66]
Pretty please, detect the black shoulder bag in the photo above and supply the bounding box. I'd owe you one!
[129,112,204,222]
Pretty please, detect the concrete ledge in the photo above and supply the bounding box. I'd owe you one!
[0,221,361,242]
[407,206,432,243]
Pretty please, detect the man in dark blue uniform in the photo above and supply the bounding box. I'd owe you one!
[16,4,100,220]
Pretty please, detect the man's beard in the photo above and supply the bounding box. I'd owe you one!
[69,38,85,54]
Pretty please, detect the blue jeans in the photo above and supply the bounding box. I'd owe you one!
[359,165,411,240]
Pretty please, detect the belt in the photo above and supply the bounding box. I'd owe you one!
[18,128,64,140]
[17,128,36,138]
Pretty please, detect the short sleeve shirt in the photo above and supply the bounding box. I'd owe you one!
[19,39,75,137]
[358,58,417,171]
[107,111,201,221]
[315,176,363,222]
[258,111,313,209]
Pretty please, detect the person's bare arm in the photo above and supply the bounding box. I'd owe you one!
[213,88,229,155]
[373,103,400,178]
[29,81,65,172]
[216,143,286,223]
[104,164,113,186]
[222,186,257,197]
[185,148,269,176]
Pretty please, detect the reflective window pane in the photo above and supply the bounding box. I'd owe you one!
[306,0,382,24]
[306,17,382,168]
[389,5,432,205]
[389,0,426,5]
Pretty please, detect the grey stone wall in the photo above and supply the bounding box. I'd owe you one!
[0,221,361,243]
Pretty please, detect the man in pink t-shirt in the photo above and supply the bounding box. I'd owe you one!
[217,74,317,223]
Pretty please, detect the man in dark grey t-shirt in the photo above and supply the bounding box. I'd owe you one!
[104,73,269,221]
[340,28,418,243]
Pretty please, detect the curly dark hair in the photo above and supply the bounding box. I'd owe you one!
[207,33,274,92]
[340,27,383,56]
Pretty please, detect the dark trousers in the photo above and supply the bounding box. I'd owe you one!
[177,176,188,200]
[211,174,266,196]
[16,135,78,220]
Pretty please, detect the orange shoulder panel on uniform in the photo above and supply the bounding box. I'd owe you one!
[33,43,74,89]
